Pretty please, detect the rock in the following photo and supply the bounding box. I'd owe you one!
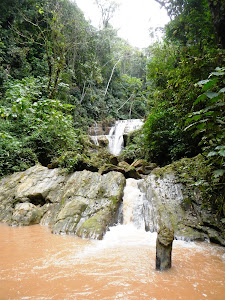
[0,165,126,239]
[99,162,142,179]
[109,156,118,166]
[139,163,225,246]
[76,207,113,240]
[11,202,44,226]
[97,136,109,147]
[118,161,142,179]
[131,159,157,175]
[99,164,125,175]
[156,226,174,271]
[118,161,130,168]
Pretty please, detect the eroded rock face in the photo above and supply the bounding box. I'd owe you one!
[0,165,125,239]
[140,170,225,246]
[0,159,224,245]
[11,202,44,226]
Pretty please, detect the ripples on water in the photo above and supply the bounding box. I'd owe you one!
[0,223,225,299]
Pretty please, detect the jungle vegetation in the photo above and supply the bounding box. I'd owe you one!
[0,0,224,215]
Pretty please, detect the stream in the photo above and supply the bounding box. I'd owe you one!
[0,223,225,299]
[1,120,225,299]
[1,177,225,299]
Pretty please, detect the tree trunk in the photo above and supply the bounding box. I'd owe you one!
[156,226,174,271]
[208,0,225,49]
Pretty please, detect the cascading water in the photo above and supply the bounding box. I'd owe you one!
[122,178,145,229]
[107,121,127,156]
[100,177,157,250]
[90,119,144,156]
[2,125,225,299]
[89,121,100,146]
[99,177,157,251]
[107,119,144,156]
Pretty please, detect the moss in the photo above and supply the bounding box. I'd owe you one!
[152,165,175,178]
[97,187,107,198]
[77,209,111,239]
[60,197,66,206]
[109,196,119,207]
[152,154,225,217]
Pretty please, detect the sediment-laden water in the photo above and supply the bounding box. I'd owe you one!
[0,223,225,300]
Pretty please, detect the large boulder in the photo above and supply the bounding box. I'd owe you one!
[0,165,126,239]
[139,157,225,246]
[11,202,44,226]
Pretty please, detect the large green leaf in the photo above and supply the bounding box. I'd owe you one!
[205,92,219,99]
[213,169,225,177]
[219,150,225,157]
[193,94,207,105]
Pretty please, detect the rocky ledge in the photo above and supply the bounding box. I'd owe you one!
[0,165,125,239]
[0,157,224,246]
[140,156,225,246]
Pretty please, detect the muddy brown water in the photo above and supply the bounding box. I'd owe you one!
[0,223,225,300]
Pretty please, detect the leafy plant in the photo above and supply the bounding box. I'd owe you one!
[185,67,225,178]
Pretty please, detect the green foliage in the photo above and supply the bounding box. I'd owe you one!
[0,77,83,175]
[164,0,215,48]
[143,106,197,165]
[0,129,38,176]
[173,155,224,217]
[144,2,225,215]
[120,129,146,163]
[185,67,225,181]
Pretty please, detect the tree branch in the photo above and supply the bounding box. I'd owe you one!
[104,58,121,96]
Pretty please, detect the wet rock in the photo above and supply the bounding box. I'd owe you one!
[118,161,141,179]
[131,159,157,175]
[139,162,225,246]
[97,136,109,147]
[99,164,125,175]
[109,156,118,166]
[156,226,174,271]
[11,202,44,226]
[0,165,126,239]
[76,207,113,240]
[99,161,142,179]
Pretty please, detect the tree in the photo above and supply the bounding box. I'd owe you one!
[94,0,119,28]
[155,0,225,49]
[208,0,225,48]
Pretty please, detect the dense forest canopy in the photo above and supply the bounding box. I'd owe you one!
[0,0,224,215]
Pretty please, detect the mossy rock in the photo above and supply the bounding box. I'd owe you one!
[76,208,112,240]
[99,164,125,175]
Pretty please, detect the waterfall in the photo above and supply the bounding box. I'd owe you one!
[100,178,157,248]
[90,119,144,156]
[107,119,143,156]
[107,120,127,156]
[120,178,159,232]
[90,135,99,146]
[123,178,145,229]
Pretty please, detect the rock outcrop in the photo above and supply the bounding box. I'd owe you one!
[0,156,224,245]
[140,164,225,246]
[0,165,125,239]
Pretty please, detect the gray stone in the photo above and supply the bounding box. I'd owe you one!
[11,202,43,226]
[139,168,225,246]
[0,165,126,239]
